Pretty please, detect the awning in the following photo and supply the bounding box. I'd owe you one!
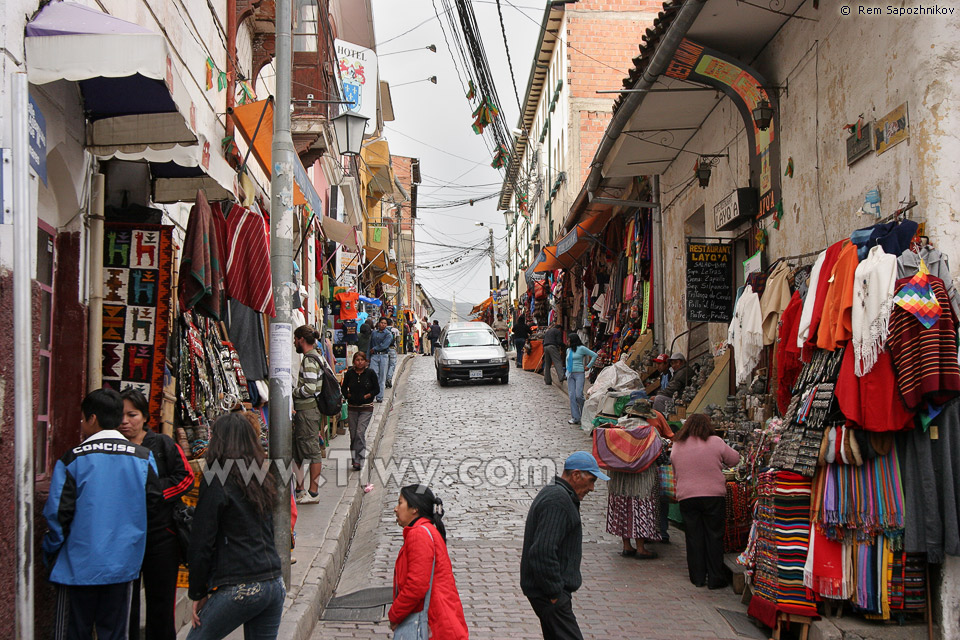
[535,208,612,272]
[378,272,399,286]
[25,2,235,200]
[318,215,359,251]
[470,297,493,315]
[231,99,324,212]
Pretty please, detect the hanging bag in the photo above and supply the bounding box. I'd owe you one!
[393,526,436,640]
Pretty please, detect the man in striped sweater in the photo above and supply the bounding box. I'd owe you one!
[521,451,608,639]
[293,325,325,504]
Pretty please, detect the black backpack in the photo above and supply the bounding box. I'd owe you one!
[306,352,344,416]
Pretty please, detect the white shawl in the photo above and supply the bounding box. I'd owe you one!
[852,245,897,376]
[728,285,763,385]
[796,250,828,349]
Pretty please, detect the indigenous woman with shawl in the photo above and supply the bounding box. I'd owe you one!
[594,399,673,558]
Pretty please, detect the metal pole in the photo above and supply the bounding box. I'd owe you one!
[488,227,496,308]
[87,173,105,391]
[13,71,35,640]
[269,0,294,586]
[651,175,666,354]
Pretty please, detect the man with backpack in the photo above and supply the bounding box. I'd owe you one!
[367,317,393,402]
[293,325,326,504]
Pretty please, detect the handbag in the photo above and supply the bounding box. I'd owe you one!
[172,502,195,563]
[393,526,436,640]
[658,464,677,503]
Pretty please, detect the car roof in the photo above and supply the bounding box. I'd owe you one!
[446,322,492,331]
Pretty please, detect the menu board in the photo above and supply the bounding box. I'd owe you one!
[686,241,733,323]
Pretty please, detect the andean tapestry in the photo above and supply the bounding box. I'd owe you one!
[102,223,174,419]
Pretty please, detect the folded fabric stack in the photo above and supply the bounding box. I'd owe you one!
[748,470,820,627]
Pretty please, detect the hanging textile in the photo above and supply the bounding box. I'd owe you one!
[802,240,845,359]
[775,292,804,414]
[225,202,275,316]
[728,285,763,385]
[760,260,793,345]
[102,223,175,422]
[816,240,859,351]
[178,191,226,319]
[835,346,914,432]
[851,245,898,376]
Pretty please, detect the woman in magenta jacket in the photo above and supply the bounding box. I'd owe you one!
[670,414,740,590]
[388,484,469,639]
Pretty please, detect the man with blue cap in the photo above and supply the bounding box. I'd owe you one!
[521,451,609,639]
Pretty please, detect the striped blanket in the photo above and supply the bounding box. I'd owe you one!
[592,423,662,473]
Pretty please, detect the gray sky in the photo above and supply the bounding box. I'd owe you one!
[371,0,545,311]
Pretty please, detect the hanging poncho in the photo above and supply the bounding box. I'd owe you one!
[852,245,898,376]
[728,285,763,385]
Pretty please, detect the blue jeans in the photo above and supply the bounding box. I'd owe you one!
[514,339,526,368]
[186,577,285,640]
[567,371,585,422]
[370,353,389,400]
[387,348,397,382]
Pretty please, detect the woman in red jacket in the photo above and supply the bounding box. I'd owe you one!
[388,484,469,639]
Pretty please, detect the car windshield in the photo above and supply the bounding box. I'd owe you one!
[444,331,499,347]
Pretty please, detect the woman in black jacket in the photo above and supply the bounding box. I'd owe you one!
[188,413,283,640]
[512,314,530,369]
[340,351,380,471]
[119,388,195,640]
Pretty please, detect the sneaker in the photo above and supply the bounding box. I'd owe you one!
[295,489,305,502]
[385,381,393,388]
[296,491,321,504]
[568,419,580,425]
[376,398,383,403]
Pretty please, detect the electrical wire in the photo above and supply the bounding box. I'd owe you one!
[495,0,524,117]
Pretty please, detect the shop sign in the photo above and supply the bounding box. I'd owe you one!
[666,39,781,219]
[556,229,578,256]
[27,94,47,185]
[875,102,909,155]
[685,241,733,323]
[846,122,874,165]
[335,38,379,124]
[713,188,757,232]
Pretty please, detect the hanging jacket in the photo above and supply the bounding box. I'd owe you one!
[42,430,161,586]
[388,519,469,639]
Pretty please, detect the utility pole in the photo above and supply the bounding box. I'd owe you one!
[488,227,496,311]
[269,0,294,586]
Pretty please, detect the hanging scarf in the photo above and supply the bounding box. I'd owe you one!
[852,245,898,376]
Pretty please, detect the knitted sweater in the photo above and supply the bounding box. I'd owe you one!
[520,477,582,599]
[670,436,740,501]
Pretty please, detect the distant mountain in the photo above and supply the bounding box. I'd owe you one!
[429,298,477,324]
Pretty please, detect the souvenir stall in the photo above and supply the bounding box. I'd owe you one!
[729,215,959,634]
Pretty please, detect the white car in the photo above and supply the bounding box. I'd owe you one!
[434,322,509,386]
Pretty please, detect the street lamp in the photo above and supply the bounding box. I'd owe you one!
[752,98,774,131]
[331,109,369,156]
[381,44,437,56]
[392,76,438,88]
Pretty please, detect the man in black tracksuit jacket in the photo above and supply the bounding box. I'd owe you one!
[521,452,609,639]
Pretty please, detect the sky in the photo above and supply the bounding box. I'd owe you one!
[370,0,546,313]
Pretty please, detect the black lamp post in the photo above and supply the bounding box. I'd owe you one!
[752,99,774,131]
[696,160,712,188]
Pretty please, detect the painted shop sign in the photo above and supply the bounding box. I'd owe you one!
[714,187,758,232]
[685,241,733,323]
[846,122,874,165]
[666,40,780,219]
[875,102,909,155]
[335,38,379,124]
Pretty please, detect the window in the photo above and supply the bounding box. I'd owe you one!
[293,0,319,53]
[36,222,56,477]
[444,331,499,348]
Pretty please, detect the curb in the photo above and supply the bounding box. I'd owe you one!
[276,353,413,640]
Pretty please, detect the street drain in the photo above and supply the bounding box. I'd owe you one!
[716,608,767,639]
[321,587,393,622]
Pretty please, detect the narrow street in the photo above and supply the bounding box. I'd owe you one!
[312,356,749,639]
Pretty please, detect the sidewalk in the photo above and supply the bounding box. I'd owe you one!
[175,355,413,640]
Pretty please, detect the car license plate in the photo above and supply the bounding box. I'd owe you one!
[469,370,483,379]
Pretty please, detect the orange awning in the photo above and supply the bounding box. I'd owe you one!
[470,297,493,315]
[534,208,612,272]
[232,99,311,207]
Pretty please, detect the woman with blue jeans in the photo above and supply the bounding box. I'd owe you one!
[188,413,284,640]
[565,334,598,425]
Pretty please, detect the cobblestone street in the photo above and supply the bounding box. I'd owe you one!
[312,356,753,639]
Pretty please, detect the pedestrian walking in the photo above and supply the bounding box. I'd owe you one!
[492,313,509,349]
[670,414,740,589]
[42,388,161,640]
[187,412,284,639]
[601,400,673,559]
[388,485,468,640]
[293,325,324,504]
[541,321,566,385]
[340,351,380,470]
[512,314,530,368]
[428,320,442,355]
[357,318,374,355]
[119,388,195,640]
[368,317,393,401]
[386,317,401,386]
[521,451,609,640]
[564,334,597,426]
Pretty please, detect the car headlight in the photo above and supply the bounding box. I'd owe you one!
[489,357,507,364]
[442,358,461,365]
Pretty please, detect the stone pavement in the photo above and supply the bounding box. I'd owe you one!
[310,356,759,639]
